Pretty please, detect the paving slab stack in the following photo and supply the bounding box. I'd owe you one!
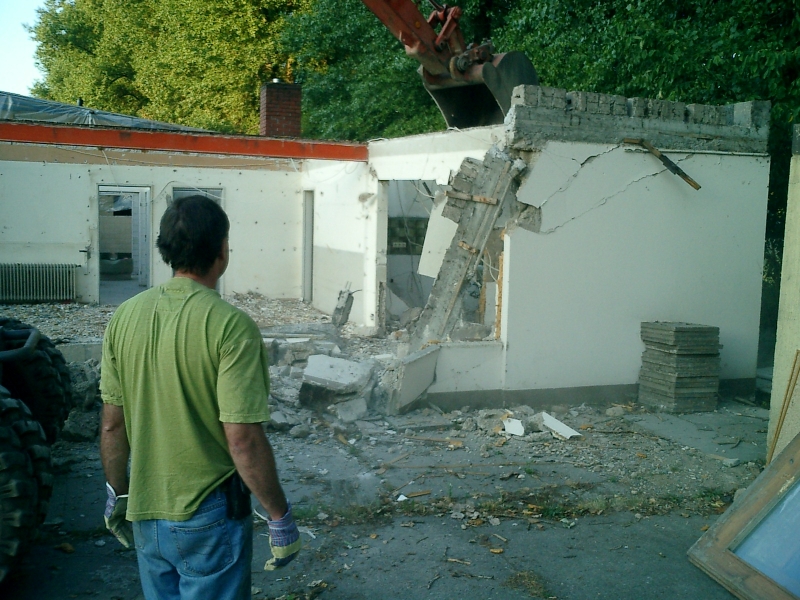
[638,322,720,412]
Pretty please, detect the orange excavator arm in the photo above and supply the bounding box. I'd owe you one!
[361,0,538,128]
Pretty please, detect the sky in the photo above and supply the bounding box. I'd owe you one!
[0,0,46,95]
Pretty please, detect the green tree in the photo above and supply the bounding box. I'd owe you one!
[31,0,302,133]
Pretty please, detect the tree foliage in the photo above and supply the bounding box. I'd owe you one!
[31,0,302,133]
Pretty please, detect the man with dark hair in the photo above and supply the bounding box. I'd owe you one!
[100,195,299,600]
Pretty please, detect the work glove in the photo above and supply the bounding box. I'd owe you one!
[104,482,134,548]
[255,501,301,570]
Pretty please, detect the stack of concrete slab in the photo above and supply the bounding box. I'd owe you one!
[638,322,720,412]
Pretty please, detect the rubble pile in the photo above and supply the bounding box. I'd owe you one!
[638,322,721,413]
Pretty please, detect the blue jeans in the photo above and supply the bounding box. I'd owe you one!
[132,487,253,600]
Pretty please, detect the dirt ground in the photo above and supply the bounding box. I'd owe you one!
[0,296,768,599]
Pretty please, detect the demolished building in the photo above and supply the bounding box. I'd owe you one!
[0,86,770,412]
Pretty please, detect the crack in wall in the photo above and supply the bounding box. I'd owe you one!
[535,145,621,208]
[538,166,666,234]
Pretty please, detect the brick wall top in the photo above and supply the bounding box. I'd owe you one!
[506,85,770,153]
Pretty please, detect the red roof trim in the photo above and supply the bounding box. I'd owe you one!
[0,121,368,162]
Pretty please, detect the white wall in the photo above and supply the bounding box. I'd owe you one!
[502,142,769,390]
[302,160,381,326]
[0,159,99,302]
[370,127,502,185]
[0,148,306,303]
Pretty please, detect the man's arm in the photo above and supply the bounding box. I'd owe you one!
[223,422,288,520]
[100,404,130,495]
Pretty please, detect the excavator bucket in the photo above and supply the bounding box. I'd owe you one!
[423,51,539,129]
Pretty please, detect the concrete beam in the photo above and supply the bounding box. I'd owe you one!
[507,85,769,154]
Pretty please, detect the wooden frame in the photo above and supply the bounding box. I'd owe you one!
[688,430,800,599]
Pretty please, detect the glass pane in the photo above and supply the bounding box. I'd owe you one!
[734,479,800,595]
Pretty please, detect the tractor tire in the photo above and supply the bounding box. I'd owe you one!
[0,394,53,528]
[0,319,72,443]
[0,419,37,584]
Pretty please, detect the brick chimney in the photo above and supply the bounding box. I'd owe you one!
[260,81,302,138]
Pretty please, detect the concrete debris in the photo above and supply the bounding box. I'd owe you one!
[68,359,101,410]
[331,288,355,327]
[384,345,440,415]
[533,411,583,440]
[60,407,99,442]
[289,424,311,438]
[502,418,525,436]
[333,397,369,423]
[507,84,770,153]
[303,355,374,394]
[606,406,627,417]
[267,409,302,431]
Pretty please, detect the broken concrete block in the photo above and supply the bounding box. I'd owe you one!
[503,418,525,436]
[68,360,100,410]
[510,84,539,107]
[605,406,626,417]
[334,397,369,423]
[60,408,99,442]
[331,289,354,327]
[477,409,514,433]
[289,424,311,438]
[273,338,316,366]
[303,355,374,394]
[533,411,582,440]
[267,410,299,431]
[385,345,440,415]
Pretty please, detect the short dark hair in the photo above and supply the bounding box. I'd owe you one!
[157,195,230,275]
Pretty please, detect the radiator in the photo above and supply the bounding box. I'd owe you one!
[0,263,80,303]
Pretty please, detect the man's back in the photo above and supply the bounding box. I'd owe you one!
[101,277,271,521]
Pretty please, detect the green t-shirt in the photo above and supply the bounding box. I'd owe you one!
[100,277,270,521]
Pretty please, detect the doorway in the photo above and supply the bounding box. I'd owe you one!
[98,185,151,305]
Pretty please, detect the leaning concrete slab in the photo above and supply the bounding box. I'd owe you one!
[386,345,440,415]
[410,147,526,349]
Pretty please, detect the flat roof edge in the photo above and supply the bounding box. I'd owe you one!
[0,121,368,162]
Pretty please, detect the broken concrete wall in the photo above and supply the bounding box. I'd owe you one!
[302,159,382,327]
[503,143,768,392]
[401,85,769,406]
[369,127,504,186]
[768,125,800,458]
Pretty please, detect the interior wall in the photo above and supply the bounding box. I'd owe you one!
[0,145,304,303]
[302,159,379,326]
[0,158,99,302]
[502,145,769,391]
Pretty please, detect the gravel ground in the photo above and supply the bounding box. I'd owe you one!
[2,294,764,510]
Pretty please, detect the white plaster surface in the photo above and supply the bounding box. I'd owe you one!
[427,341,504,393]
[0,159,97,303]
[0,149,305,303]
[302,159,379,326]
[418,193,458,278]
[369,127,502,185]
[769,154,800,457]
[392,345,440,413]
[502,147,769,391]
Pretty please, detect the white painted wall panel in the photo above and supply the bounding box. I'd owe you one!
[0,153,304,303]
[502,147,769,390]
[0,160,98,302]
[369,127,502,185]
[302,160,379,326]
